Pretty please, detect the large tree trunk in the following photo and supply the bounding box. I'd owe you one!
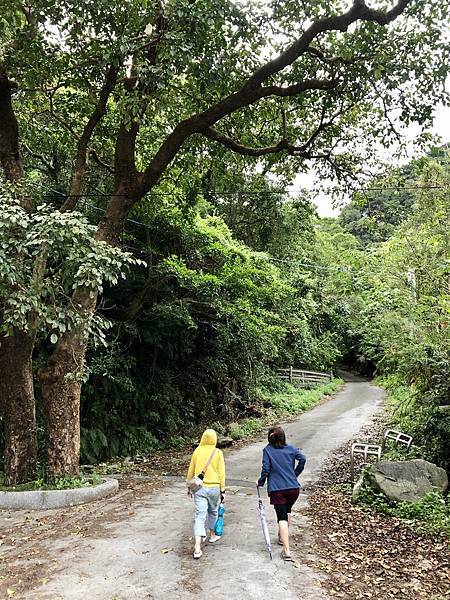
[0,331,37,484]
[0,66,38,484]
[39,289,96,479]
[39,332,87,478]
[38,189,131,479]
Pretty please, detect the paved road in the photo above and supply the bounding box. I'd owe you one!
[25,375,383,600]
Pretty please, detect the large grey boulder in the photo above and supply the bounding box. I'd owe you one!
[369,459,448,502]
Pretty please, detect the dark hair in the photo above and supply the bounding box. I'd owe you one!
[268,426,286,449]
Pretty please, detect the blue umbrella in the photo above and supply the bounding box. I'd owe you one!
[256,485,272,560]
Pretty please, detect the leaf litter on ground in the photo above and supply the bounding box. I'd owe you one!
[297,407,450,600]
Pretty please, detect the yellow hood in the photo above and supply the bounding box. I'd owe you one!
[199,429,217,446]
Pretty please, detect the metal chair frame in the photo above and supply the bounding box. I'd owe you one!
[382,429,413,451]
[350,442,382,485]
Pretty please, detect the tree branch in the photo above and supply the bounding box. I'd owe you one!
[245,0,410,89]
[88,149,114,174]
[48,93,78,138]
[22,142,58,180]
[258,78,339,97]
[202,125,338,159]
[136,0,411,197]
[202,128,291,156]
[61,62,119,212]
[306,46,353,65]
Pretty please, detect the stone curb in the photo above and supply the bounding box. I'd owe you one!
[0,478,119,510]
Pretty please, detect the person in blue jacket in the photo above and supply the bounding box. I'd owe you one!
[257,425,306,562]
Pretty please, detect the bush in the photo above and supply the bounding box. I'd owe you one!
[80,426,159,463]
[377,375,450,471]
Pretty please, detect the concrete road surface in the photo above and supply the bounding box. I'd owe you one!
[23,375,383,600]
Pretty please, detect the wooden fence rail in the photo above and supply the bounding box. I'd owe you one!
[276,367,333,388]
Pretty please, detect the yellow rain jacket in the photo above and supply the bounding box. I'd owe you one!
[186,429,226,491]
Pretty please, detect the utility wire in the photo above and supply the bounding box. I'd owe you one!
[26,183,440,275]
[40,184,449,199]
[263,255,355,273]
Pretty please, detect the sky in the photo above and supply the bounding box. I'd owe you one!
[294,103,450,217]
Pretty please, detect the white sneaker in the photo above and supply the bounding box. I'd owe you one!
[193,549,202,559]
[208,534,222,543]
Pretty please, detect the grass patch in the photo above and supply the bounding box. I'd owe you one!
[261,378,343,414]
[227,378,344,441]
[229,418,262,440]
[0,472,103,492]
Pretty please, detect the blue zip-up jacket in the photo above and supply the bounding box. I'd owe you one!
[257,444,306,493]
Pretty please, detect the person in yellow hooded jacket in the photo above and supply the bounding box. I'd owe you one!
[186,429,226,559]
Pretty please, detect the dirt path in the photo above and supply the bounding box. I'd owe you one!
[1,375,383,600]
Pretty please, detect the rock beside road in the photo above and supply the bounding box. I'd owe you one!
[357,459,448,502]
[191,435,234,449]
[217,436,234,448]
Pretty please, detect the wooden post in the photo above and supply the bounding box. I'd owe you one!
[289,366,293,383]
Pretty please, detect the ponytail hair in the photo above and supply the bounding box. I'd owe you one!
[268,426,286,449]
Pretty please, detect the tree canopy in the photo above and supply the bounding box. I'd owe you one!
[0,0,449,483]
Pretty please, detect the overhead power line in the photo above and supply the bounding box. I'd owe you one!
[264,255,354,273]
[40,184,449,199]
[23,183,440,275]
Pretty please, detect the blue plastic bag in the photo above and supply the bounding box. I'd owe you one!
[215,503,225,536]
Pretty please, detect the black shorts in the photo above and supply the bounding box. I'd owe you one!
[269,488,300,522]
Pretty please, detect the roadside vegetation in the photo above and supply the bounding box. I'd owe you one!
[227,378,343,441]
[326,152,450,538]
[329,152,450,473]
[306,411,449,600]
[358,483,450,538]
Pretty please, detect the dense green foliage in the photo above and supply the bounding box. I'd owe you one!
[339,167,415,245]
[322,151,450,468]
[379,376,449,472]
[0,187,143,345]
[78,190,345,461]
[339,147,449,245]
